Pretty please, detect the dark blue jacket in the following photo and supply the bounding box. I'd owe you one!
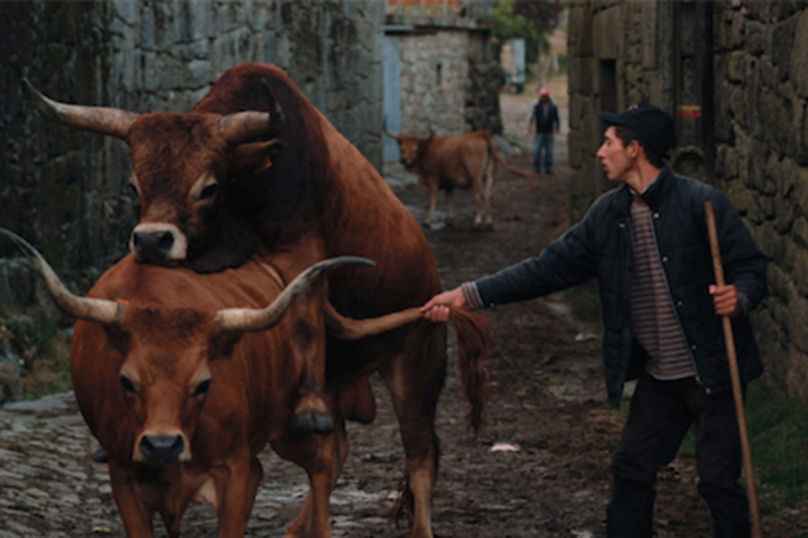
[532,100,560,134]
[474,166,768,407]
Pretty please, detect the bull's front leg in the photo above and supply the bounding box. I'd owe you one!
[278,423,346,538]
[471,178,486,229]
[482,159,495,229]
[424,178,439,228]
[445,189,455,227]
[108,462,156,538]
[213,456,255,538]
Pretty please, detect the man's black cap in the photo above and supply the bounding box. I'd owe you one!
[598,104,677,159]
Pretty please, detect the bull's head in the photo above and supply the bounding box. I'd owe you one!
[0,227,371,465]
[382,123,432,171]
[23,78,286,273]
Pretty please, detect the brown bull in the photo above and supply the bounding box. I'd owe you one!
[0,228,487,537]
[384,128,533,229]
[23,62,490,538]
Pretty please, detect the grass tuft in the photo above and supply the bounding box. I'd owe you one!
[672,381,808,506]
[745,382,808,504]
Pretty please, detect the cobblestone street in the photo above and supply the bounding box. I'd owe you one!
[0,394,114,537]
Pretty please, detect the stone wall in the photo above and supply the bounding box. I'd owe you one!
[396,28,501,138]
[0,0,384,402]
[567,0,808,400]
[399,30,470,136]
[712,3,808,399]
[567,1,673,223]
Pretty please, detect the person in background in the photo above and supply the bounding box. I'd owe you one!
[527,86,560,175]
[422,103,767,538]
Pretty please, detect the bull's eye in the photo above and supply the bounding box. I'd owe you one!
[193,379,211,397]
[120,375,136,393]
[128,183,140,198]
[199,183,219,201]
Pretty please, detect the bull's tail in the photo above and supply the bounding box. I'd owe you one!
[484,131,534,179]
[450,308,490,435]
[328,302,490,432]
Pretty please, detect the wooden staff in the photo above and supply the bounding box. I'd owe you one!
[704,201,762,538]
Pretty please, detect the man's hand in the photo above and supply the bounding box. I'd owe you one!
[421,287,467,322]
[709,284,740,317]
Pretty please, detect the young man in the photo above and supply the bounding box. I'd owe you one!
[422,104,767,538]
[527,86,560,175]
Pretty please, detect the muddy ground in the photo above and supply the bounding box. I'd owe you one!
[1,80,807,537]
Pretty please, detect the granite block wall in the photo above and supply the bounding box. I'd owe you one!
[567,0,808,399]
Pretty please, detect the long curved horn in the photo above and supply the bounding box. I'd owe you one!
[0,229,123,325]
[382,116,401,141]
[22,77,137,140]
[324,302,421,340]
[219,86,286,145]
[215,257,375,332]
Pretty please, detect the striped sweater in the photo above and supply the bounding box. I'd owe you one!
[629,193,696,380]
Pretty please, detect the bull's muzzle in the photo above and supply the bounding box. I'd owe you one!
[133,230,174,259]
[130,223,188,263]
[139,434,185,465]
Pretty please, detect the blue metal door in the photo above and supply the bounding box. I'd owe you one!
[383,35,401,163]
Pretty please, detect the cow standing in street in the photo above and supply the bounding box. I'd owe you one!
[0,228,365,537]
[24,63,489,538]
[1,228,487,537]
[384,128,534,229]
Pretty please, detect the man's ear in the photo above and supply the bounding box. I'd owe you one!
[232,139,284,174]
[627,139,643,160]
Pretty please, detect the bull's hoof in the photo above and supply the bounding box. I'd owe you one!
[291,409,334,436]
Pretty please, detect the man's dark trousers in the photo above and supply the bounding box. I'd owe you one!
[533,132,554,174]
[607,372,751,538]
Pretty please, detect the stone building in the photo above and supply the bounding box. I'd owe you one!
[382,0,502,162]
[0,0,384,401]
[567,1,808,399]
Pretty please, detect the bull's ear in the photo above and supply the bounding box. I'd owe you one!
[232,139,284,174]
[208,331,244,360]
[101,324,130,359]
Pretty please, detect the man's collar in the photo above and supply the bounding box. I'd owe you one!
[621,164,674,209]
[637,165,674,209]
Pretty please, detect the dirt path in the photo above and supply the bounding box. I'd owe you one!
[1,78,806,537]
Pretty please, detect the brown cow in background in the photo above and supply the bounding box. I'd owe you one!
[385,128,534,229]
[24,63,489,538]
[0,228,486,537]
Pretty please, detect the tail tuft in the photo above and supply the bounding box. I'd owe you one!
[450,308,490,435]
